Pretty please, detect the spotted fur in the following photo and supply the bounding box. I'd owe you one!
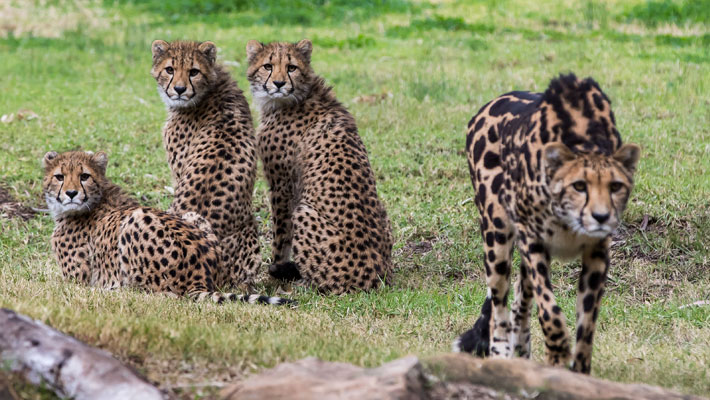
[246,39,393,293]
[44,151,293,306]
[151,40,260,289]
[454,74,640,374]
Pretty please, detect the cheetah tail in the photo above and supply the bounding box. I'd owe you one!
[452,296,491,356]
[192,291,296,306]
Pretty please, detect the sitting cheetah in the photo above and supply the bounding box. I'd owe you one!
[454,74,640,374]
[151,40,260,288]
[44,150,292,305]
[245,39,393,293]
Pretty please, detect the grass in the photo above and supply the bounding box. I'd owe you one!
[1,0,709,398]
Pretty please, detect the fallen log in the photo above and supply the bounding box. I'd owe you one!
[222,353,707,400]
[425,353,706,400]
[0,308,165,400]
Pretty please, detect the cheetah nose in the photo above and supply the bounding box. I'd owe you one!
[65,190,79,199]
[174,86,187,95]
[273,81,286,89]
[592,212,610,223]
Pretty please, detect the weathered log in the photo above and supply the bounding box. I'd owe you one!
[424,353,707,400]
[221,356,431,400]
[0,308,165,400]
[222,353,707,400]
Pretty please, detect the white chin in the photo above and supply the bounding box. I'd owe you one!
[584,229,613,238]
[252,89,297,113]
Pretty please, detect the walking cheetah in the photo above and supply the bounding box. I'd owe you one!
[453,74,640,374]
[151,39,260,288]
[246,39,393,293]
[44,150,292,305]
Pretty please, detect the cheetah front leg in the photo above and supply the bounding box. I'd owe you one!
[572,238,610,374]
[509,257,534,358]
[480,214,515,359]
[520,236,572,367]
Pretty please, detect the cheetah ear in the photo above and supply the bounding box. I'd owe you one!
[92,151,108,174]
[42,151,58,170]
[246,40,263,63]
[613,143,641,175]
[543,143,576,173]
[151,40,169,61]
[295,39,312,63]
[198,41,217,64]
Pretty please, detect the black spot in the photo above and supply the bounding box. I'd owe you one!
[583,294,595,312]
[489,98,511,116]
[494,262,508,275]
[487,126,499,142]
[483,151,501,169]
[536,262,547,276]
[472,136,487,164]
[491,174,504,194]
[588,271,603,291]
[529,243,545,254]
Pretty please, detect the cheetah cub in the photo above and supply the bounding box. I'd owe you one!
[151,40,260,288]
[246,39,393,293]
[44,150,292,305]
[454,74,640,374]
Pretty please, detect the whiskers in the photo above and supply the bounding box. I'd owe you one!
[251,84,310,114]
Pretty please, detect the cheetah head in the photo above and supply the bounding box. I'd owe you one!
[543,143,640,238]
[246,39,314,112]
[151,40,218,109]
[42,151,107,218]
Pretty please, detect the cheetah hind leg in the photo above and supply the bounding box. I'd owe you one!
[181,212,216,238]
[219,221,261,288]
[453,297,492,356]
[509,264,534,358]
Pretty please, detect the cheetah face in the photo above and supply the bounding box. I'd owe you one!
[42,151,107,218]
[151,40,218,109]
[544,143,640,238]
[246,39,313,112]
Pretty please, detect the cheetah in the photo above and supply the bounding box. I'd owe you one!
[245,39,393,294]
[151,40,260,288]
[453,74,640,374]
[44,150,292,305]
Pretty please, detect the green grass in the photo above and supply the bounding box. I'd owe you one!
[1,0,709,398]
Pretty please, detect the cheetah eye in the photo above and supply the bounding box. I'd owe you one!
[287,64,297,73]
[165,66,174,74]
[609,182,623,193]
[189,68,200,77]
[54,174,64,181]
[572,181,587,192]
[263,63,272,71]
[80,173,91,181]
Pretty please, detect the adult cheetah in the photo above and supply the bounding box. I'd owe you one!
[246,39,393,294]
[44,150,292,305]
[454,74,640,374]
[151,40,260,288]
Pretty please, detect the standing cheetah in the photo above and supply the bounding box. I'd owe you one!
[454,74,640,374]
[151,40,260,288]
[44,150,292,305]
[246,39,393,294]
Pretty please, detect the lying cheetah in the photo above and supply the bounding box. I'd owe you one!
[454,74,640,374]
[44,150,292,305]
[246,39,393,293]
[151,40,260,288]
